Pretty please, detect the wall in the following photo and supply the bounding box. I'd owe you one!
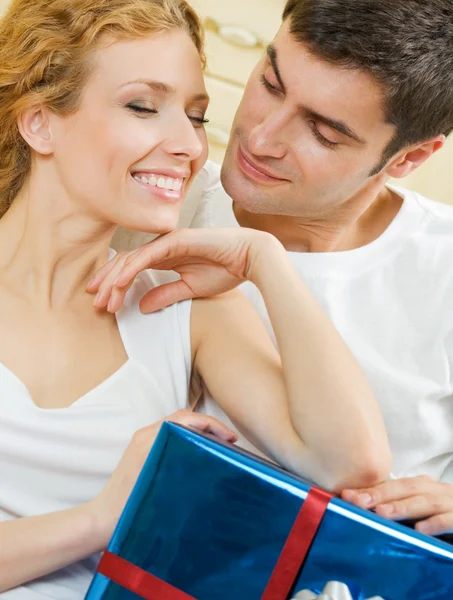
[192,0,453,206]
[1,0,452,206]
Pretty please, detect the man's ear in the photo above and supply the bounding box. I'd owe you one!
[17,106,53,155]
[385,135,445,179]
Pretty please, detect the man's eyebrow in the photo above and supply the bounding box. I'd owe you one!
[305,109,366,144]
[121,79,209,103]
[266,44,286,92]
[265,46,365,144]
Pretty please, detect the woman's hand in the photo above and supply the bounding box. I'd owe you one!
[87,228,283,313]
[91,410,237,544]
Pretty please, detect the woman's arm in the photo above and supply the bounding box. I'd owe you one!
[0,411,235,591]
[0,502,104,592]
[191,243,391,491]
[90,229,392,492]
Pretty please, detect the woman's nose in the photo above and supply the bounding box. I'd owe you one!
[163,115,205,161]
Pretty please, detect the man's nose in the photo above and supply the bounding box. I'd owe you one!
[248,111,288,159]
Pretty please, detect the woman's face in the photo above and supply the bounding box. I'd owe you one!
[48,28,209,233]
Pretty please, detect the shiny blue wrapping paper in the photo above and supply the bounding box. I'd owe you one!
[86,423,453,599]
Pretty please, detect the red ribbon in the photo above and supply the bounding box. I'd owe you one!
[261,487,333,599]
[98,551,196,600]
[98,487,333,600]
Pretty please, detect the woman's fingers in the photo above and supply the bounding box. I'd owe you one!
[86,250,138,293]
[87,228,258,313]
[172,411,238,443]
[92,253,132,309]
[113,229,224,289]
[113,235,182,289]
[139,280,195,313]
[106,280,135,313]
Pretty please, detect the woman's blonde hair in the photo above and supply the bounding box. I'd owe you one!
[0,0,205,217]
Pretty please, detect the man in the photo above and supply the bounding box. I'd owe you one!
[113,0,453,536]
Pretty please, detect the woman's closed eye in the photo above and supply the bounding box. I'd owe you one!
[126,102,157,115]
[187,113,209,128]
[126,103,208,128]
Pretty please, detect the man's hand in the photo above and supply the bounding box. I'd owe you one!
[341,475,453,536]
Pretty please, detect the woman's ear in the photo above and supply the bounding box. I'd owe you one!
[385,135,445,179]
[17,106,53,155]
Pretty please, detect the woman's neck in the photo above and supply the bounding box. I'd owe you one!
[0,181,116,309]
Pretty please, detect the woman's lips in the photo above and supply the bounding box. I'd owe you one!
[131,173,184,203]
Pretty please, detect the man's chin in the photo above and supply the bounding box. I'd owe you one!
[232,200,275,222]
[221,161,257,207]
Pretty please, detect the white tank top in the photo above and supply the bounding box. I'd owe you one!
[0,267,192,599]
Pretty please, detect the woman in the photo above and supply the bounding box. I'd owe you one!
[0,0,391,597]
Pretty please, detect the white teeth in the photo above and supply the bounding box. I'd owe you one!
[133,174,184,191]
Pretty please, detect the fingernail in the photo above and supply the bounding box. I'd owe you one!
[107,298,114,313]
[94,292,102,305]
[358,493,373,507]
[114,275,126,287]
[417,522,431,534]
[342,489,355,499]
[379,504,394,516]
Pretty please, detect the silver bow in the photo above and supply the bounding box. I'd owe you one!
[291,581,385,600]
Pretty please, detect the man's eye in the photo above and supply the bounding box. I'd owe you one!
[126,103,158,115]
[308,121,339,150]
[260,74,281,95]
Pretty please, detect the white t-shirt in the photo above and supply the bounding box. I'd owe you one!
[178,161,453,483]
[0,269,192,599]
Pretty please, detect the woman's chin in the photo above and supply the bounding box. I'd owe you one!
[112,204,181,234]
[115,215,179,235]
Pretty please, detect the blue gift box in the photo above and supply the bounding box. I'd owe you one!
[85,423,453,600]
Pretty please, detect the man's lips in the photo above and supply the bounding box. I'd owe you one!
[237,146,286,183]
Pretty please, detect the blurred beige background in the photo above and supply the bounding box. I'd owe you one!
[2,0,452,206]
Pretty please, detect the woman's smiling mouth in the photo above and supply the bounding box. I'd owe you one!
[131,170,188,202]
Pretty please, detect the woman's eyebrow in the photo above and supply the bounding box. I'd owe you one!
[120,79,209,103]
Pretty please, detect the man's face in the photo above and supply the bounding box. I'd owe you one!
[221,21,396,219]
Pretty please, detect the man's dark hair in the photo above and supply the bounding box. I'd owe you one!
[283,0,453,174]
